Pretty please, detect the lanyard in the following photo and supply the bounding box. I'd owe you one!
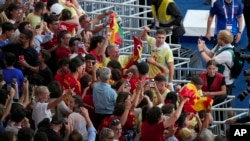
[223,0,234,23]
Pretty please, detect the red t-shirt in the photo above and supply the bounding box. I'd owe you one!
[89,50,101,62]
[141,121,165,141]
[129,77,150,93]
[55,47,71,60]
[61,73,82,96]
[82,94,95,120]
[42,35,57,50]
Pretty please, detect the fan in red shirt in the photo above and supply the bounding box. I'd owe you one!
[141,98,189,141]
[88,35,106,63]
[128,61,150,94]
[55,30,72,61]
[61,57,84,98]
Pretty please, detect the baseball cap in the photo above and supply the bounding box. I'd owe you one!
[50,3,64,15]
[51,114,65,124]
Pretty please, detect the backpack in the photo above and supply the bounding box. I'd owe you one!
[216,46,244,79]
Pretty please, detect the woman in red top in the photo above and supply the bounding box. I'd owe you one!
[55,30,72,60]
[199,59,227,105]
[88,35,106,63]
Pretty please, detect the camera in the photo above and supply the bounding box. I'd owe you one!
[237,77,250,101]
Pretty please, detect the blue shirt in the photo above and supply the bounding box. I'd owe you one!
[210,0,243,35]
[93,82,117,114]
[3,68,24,97]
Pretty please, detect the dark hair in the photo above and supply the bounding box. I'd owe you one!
[18,21,31,32]
[165,91,178,109]
[40,49,51,62]
[6,3,20,19]
[176,112,189,127]
[4,52,16,66]
[72,95,83,108]
[34,1,45,12]
[69,57,83,73]
[0,131,16,141]
[206,59,217,68]
[45,14,58,24]
[17,127,35,141]
[61,9,72,21]
[79,14,88,23]
[34,131,48,141]
[69,130,83,141]
[89,36,105,52]
[161,103,175,115]
[0,89,8,105]
[58,57,70,67]
[137,90,153,108]
[191,75,203,85]
[154,74,166,82]
[111,69,122,81]
[37,118,51,130]
[113,103,125,116]
[85,54,96,61]
[116,91,130,104]
[80,74,92,89]
[46,0,58,11]
[58,30,70,45]
[20,29,33,40]
[107,60,122,70]
[69,37,81,47]
[48,81,62,98]
[1,22,14,34]
[146,106,162,124]
[11,107,26,123]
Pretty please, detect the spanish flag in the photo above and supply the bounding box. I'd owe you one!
[123,36,143,70]
[179,83,213,112]
[109,12,124,45]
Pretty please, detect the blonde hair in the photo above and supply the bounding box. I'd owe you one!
[35,86,49,101]
[218,30,234,44]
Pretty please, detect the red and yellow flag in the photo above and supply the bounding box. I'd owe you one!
[109,12,124,45]
[179,83,213,112]
[123,36,143,70]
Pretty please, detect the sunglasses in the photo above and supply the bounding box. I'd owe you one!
[110,119,120,126]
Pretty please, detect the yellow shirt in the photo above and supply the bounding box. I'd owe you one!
[103,55,129,68]
[27,13,41,29]
[146,36,174,78]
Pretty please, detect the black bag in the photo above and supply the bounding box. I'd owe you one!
[216,47,244,79]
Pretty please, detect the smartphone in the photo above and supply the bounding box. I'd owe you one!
[199,35,203,40]
[149,79,155,88]
[24,76,28,82]
[7,84,12,91]
[125,83,131,88]
[77,43,84,48]
[19,55,25,61]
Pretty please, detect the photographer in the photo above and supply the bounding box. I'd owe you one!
[197,30,234,97]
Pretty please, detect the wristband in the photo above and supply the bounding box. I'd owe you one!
[199,50,204,54]
[168,82,173,86]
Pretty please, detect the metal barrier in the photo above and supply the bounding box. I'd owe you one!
[210,95,249,135]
